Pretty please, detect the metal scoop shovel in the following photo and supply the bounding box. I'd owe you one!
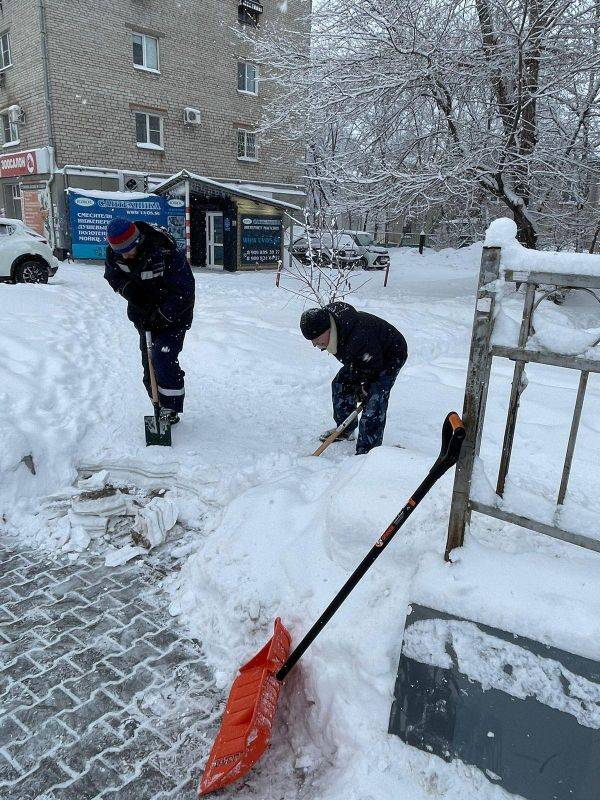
[144,331,172,447]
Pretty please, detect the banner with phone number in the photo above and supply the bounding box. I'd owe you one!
[68,190,185,260]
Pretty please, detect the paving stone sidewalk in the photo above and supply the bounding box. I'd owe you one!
[0,538,220,800]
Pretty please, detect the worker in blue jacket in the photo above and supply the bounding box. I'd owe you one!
[104,218,195,424]
[300,302,407,454]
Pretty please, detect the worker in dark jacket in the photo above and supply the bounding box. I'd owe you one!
[104,218,195,424]
[300,302,407,454]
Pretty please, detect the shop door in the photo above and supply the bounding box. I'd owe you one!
[206,212,224,269]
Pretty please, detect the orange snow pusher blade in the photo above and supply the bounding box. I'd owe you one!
[199,413,465,796]
[199,618,292,796]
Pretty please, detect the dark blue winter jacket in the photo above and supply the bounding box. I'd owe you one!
[327,301,407,381]
[104,221,195,331]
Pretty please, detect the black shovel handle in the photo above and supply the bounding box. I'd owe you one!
[276,412,465,682]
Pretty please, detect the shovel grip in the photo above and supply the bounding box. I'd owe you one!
[145,331,160,406]
[448,412,463,433]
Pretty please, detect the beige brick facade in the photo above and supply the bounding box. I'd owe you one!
[1,0,47,151]
[0,0,306,185]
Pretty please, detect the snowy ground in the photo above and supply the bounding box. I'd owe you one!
[1,238,600,799]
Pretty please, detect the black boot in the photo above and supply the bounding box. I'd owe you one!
[319,427,355,443]
[160,408,180,425]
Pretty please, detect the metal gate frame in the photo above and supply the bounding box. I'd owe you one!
[445,246,600,560]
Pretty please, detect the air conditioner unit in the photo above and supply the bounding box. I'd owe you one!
[8,105,25,124]
[123,175,146,192]
[184,107,202,126]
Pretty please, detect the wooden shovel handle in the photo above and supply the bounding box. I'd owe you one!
[145,331,159,406]
[312,403,364,457]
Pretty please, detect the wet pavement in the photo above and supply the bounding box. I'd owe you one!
[0,538,218,799]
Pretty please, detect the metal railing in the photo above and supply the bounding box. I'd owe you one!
[446,247,600,559]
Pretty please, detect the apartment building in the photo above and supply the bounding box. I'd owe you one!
[0,0,306,253]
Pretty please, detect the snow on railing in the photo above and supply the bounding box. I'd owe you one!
[446,221,600,558]
[485,218,600,278]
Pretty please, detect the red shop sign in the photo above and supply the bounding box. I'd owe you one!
[0,150,39,178]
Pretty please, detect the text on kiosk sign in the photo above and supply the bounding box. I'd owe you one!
[0,150,38,178]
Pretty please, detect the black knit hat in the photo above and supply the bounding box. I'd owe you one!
[300,307,330,339]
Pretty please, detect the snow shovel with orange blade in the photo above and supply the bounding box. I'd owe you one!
[199,411,466,795]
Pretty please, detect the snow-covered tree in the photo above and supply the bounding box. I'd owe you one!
[245,0,600,249]
[279,209,369,304]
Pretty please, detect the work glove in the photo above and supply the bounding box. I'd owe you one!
[120,281,148,310]
[145,308,173,332]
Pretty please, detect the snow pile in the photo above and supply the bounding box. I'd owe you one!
[485,217,600,276]
[21,475,181,561]
[0,417,33,474]
[0,248,479,559]
[0,276,185,558]
[2,243,600,799]
[66,187,159,202]
[412,540,600,664]
[404,616,600,728]
[170,431,600,799]
[0,282,95,511]
[132,493,179,549]
[170,446,513,799]
[486,219,600,358]
[528,302,600,357]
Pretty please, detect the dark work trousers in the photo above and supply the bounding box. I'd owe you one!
[139,327,187,413]
[332,365,401,455]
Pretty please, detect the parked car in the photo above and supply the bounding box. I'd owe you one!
[290,230,390,270]
[342,230,391,270]
[0,218,60,284]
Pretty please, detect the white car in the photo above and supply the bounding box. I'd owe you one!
[290,230,390,270]
[342,230,391,270]
[0,217,60,284]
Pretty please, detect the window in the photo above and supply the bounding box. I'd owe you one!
[9,183,21,218]
[135,111,164,149]
[237,62,258,95]
[0,31,11,70]
[238,0,263,26]
[1,111,19,146]
[237,128,258,161]
[132,33,159,72]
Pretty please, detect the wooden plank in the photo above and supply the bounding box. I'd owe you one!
[491,345,600,374]
[557,371,589,505]
[496,283,536,497]
[445,247,501,560]
[504,270,600,290]
[469,500,600,554]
